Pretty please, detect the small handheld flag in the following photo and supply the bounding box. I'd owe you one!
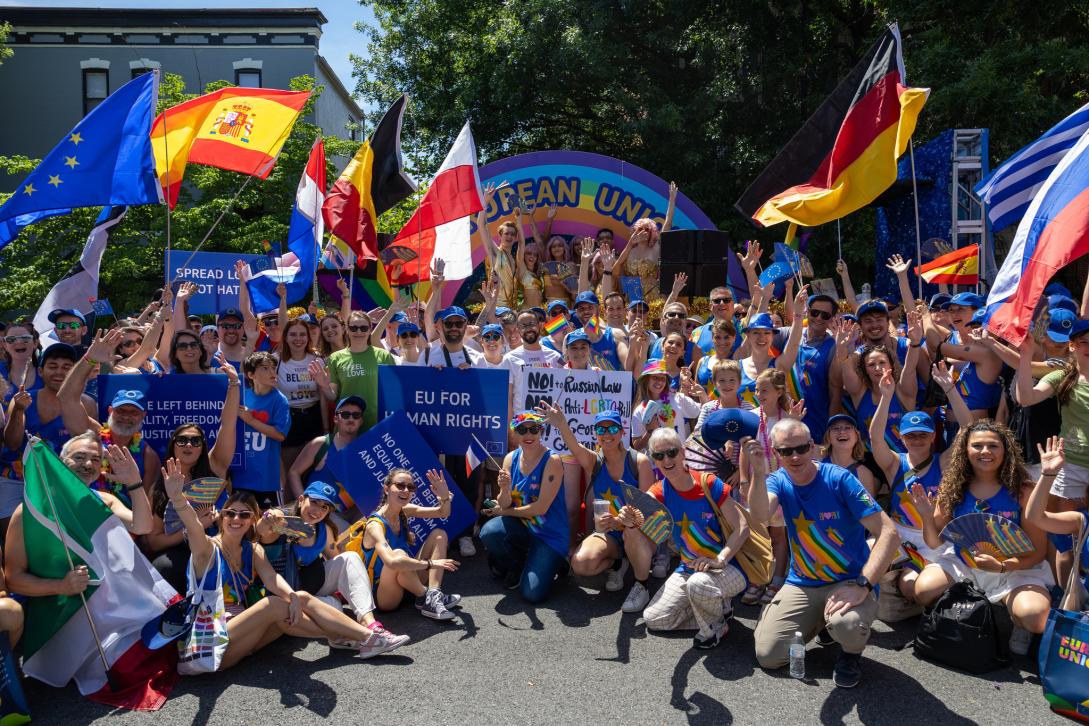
[465,442,484,479]
[583,315,601,337]
[248,256,274,275]
[544,314,568,335]
[89,299,114,318]
[915,244,979,285]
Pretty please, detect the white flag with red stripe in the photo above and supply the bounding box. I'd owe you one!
[381,122,483,286]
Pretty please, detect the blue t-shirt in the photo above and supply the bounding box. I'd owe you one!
[792,332,836,442]
[230,386,291,492]
[767,462,882,587]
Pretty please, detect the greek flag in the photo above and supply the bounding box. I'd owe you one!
[976,101,1089,233]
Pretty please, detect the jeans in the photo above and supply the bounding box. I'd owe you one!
[480,516,566,603]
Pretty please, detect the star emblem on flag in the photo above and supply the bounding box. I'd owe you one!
[64,156,79,169]
[47,175,62,188]
[70,132,83,145]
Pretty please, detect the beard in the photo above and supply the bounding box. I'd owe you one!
[521,329,539,345]
[108,414,141,437]
[444,328,464,344]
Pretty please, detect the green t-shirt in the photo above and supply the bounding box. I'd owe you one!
[328,346,394,431]
[1042,369,1089,467]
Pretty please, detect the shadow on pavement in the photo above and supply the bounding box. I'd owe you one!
[818,658,978,725]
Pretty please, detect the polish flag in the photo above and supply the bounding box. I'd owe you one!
[382,122,483,285]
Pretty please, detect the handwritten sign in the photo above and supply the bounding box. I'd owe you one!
[516,368,632,454]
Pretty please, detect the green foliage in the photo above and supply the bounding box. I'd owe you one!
[0,23,12,66]
[0,73,358,319]
[352,0,1089,277]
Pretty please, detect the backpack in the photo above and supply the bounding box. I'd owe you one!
[913,579,1012,674]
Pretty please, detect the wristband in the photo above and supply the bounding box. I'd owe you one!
[86,357,100,366]
[426,559,433,570]
[910,341,924,348]
[999,561,1006,574]
[124,482,144,493]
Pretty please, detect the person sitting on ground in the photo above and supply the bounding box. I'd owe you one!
[749,418,900,689]
[287,395,367,520]
[641,428,750,650]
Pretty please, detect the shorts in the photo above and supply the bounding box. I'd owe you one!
[892,522,947,569]
[924,555,1054,604]
[232,487,282,511]
[0,477,23,519]
[1050,460,1089,501]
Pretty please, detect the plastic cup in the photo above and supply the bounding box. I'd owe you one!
[593,499,611,532]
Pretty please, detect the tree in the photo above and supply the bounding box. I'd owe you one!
[352,0,1089,276]
[0,73,358,319]
[0,23,13,66]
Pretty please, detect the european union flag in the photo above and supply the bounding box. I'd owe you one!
[0,71,161,252]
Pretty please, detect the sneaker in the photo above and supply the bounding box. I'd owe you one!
[1009,626,1032,656]
[816,627,834,646]
[621,581,650,613]
[693,619,729,650]
[605,559,629,592]
[328,637,360,651]
[441,592,462,610]
[416,589,456,621]
[832,650,863,688]
[356,629,410,659]
[458,536,477,557]
[651,552,671,579]
[504,570,522,590]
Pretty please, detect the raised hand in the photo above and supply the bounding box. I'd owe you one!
[599,246,616,273]
[176,281,198,302]
[534,401,565,428]
[738,241,762,270]
[11,385,31,412]
[885,254,912,276]
[877,368,896,399]
[792,284,810,316]
[308,359,330,390]
[908,482,935,520]
[87,328,123,362]
[1037,436,1065,477]
[546,204,557,220]
[102,444,141,486]
[581,244,594,264]
[835,259,848,277]
[220,361,240,386]
[668,181,678,202]
[628,228,650,248]
[672,272,688,295]
[931,360,955,392]
[742,438,767,477]
[336,277,349,296]
[276,282,287,299]
[906,309,923,345]
[161,458,186,500]
[785,398,807,420]
[425,469,451,500]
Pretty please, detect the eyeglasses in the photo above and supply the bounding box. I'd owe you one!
[594,424,622,435]
[650,447,680,461]
[443,320,466,329]
[711,298,733,305]
[4,335,33,344]
[176,341,201,351]
[390,481,417,492]
[514,424,541,435]
[664,311,686,319]
[260,317,279,327]
[222,509,254,520]
[774,442,813,457]
[808,309,834,320]
[54,321,83,330]
[481,333,503,342]
[518,322,539,329]
[219,322,242,331]
[336,410,363,420]
[174,435,203,448]
[399,331,419,339]
[347,324,371,333]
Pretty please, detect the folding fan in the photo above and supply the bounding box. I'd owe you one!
[621,484,675,546]
[184,477,227,504]
[939,512,1034,562]
[684,434,736,482]
[271,516,316,540]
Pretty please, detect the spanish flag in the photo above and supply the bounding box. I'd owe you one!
[915,244,979,285]
[735,24,929,228]
[322,95,416,263]
[150,87,310,208]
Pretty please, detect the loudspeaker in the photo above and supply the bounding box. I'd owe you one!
[659,263,693,290]
[659,230,698,263]
[695,230,731,264]
[694,264,730,296]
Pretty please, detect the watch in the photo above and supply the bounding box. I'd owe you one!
[854,575,873,591]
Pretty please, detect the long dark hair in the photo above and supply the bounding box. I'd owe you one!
[936,419,1028,515]
[170,330,209,373]
[377,468,416,547]
[152,424,220,517]
[855,344,900,394]
[4,320,41,370]
[286,495,340,542]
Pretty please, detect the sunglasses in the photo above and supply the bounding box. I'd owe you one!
[176,341,201,351]
[711,297,733,305]
[174,435,203,448]
[218,322,242,330]
[650,447,680,461]
[514,424,541,435]
[443,320,467,329]
[222,509,254,520]
[120,339,142,348]
[54,321,83,330]
[347,324,371,333]
[774,442,813,457]
[4,335,33,344]
[664,311,686,319]
[336,410,363,420]
[390,481,417,492]
[808,309,834,320]
[481,333,503,342]
[594,424,622,436]
[260,317,279,326]
[399,331,419,339]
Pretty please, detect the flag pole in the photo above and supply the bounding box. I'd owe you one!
[470,432,503,469]
[170,174,256,284]
[836,219,843,261]
[158,69,172,267]
[908,140,924,301]
[25,439,117,692]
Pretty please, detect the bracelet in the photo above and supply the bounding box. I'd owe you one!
[910,341,924,348]
[227,382,240,389]
[124,482,144,492]
[86,357,100,366]
[426,559,433,570]
[1040,472,1057,479]
[999,561,1006,574]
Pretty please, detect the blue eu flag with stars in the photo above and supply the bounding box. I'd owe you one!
[0,71,161,252]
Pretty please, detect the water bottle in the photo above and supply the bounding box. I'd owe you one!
[858,283,872,304]
[789,631,806,679]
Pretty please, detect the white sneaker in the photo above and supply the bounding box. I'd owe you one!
[605,559,629,592]
[356,629,410,659]
[621,581,650,613]
[651,552,671,579]
[458,536,477,557]
[1009,626,1032,656]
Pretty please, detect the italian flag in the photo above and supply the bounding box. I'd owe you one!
[21,440,179,710]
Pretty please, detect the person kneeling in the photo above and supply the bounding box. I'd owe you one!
[642,428,750,650]
[748,419,900,689]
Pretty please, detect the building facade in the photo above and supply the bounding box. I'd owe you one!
[0,7,363,189]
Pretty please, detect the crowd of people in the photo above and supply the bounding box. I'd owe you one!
[0,182,1087,702]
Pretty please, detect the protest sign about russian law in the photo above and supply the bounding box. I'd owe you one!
[165,250,262,315]
[517,368,632,454]
[377,366,509,456]
[97,373,244,468]
[329,411,477,544]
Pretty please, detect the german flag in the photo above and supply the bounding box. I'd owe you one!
[151,87,310,208]
[322,95,416,262]
[735,24,929,228]
[915,244,979,284]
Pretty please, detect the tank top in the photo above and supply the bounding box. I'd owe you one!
[362,514,412,585]
[277,354,321,408]
[955,360,1002,413]
[591,450,639,542]
[853,389,904,452]
[510,448,569,558]
[953,485,1022,524]
[306,435,356,510]
[590,326,622,372]
[889,454,943,529]
[738,358,775,409]
[191,541,256,608]
[23,390,69,453]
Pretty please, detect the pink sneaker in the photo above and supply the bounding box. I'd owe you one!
[356,628,410,659]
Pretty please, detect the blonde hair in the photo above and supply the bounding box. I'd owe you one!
[755,367,790,412]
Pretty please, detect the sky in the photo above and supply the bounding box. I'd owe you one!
[0,1,375,100]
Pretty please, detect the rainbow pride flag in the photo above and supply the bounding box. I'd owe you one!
[545,313,568,335]
[584,314,601,336]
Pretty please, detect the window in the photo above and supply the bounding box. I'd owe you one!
[131,67,154,79]
[83,69,109,115]
[235,69,261,88]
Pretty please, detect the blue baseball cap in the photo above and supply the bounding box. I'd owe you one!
[807,293,837,308]
[700,408,760,450]
[297,313,318,326]
[142,596,194,650]
[437,306,468,322]
[480,323,503,337]
[48,308,86,324]
[826,414,858,431]
[528,306,547,319]
[899,410,935,435]
[1047,308,1078,343]
[303,481,340,507]
[39,342,79,364]
[1045,282,1073,298]
[396,322,420,336]
[842,313,858,323]
[628,299,650,312]
[574,291,599,306]
[857,299,889,318]
[390,311,408,323]
[1048,294,1078,314]
[1072,319,1089,339]
[494,306,513,318]
[593,410,624,427]
[199,324,218,336]
[546,300,569,314]
[217,307,244,322]
[110,389,147,411]
[967,309,987,328]
[335,395,367,413]
[564,329,590,346]
[947,292,985,309]
[746,313,775,331]
[928,293,952,309]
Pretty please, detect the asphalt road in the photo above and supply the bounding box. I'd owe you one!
[27,555,1064,725]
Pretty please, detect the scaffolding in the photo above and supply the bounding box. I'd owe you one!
[951,129,992,292]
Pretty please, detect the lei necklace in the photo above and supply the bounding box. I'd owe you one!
[95,426,142,499]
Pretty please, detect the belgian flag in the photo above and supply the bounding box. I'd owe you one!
[735,24,929,228]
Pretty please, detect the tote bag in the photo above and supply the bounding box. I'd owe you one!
[177,548,230,676]
[1038,520,1089,723]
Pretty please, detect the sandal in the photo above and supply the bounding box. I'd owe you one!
[760,582,781,605]
[740,583,766,605]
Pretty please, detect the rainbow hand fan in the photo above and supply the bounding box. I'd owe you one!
[621,484,675,546]
[684,434,736,482]
[939,512,1034,563]
[184,477,227,504]
[272,516,316,540]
